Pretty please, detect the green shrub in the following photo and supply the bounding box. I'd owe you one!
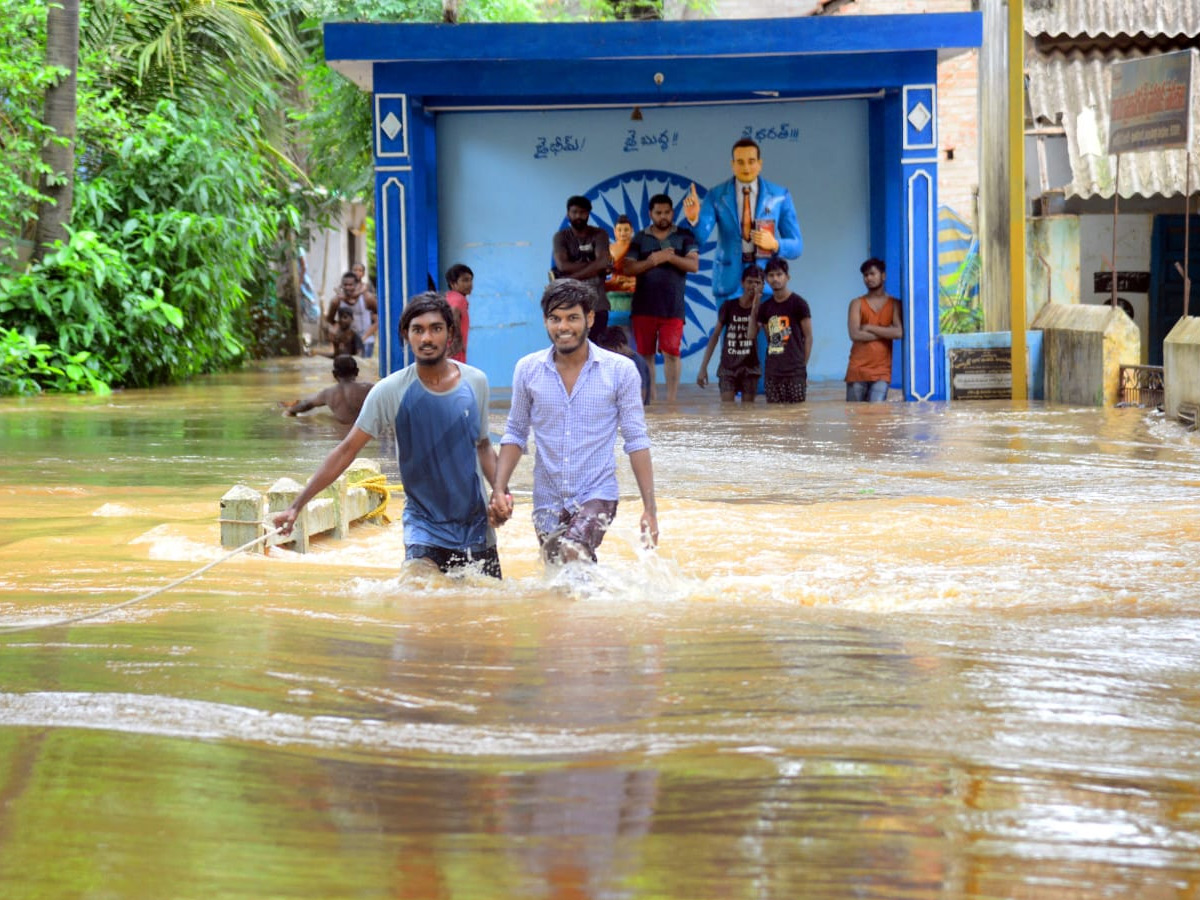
[1,101,299,393]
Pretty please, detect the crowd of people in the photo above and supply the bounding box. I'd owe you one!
[277,137,905,578]
[545,136,902,406]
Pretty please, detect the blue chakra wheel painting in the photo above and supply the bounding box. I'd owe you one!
[554,169,717,360]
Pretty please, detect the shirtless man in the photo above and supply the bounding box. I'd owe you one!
[316,307,364,359]
[283,355,372,425]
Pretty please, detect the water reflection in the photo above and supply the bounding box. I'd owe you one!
[2,358,1200,898]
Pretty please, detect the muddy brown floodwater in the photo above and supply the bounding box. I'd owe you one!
[2,356,1199,899]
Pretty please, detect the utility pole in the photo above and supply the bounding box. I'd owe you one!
[978,0,1027,400]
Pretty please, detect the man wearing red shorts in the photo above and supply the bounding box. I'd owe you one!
[623,193,700,403]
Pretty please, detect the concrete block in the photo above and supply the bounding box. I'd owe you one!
[224,459,391,554]
[220,484,264,552]
[345,458,385,525]
[1163,316,1200,421]
[1031,302,1140,406]
[267,477,308,553]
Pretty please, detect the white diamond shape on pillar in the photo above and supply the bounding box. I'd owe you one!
[907,102,931,133]
[382,112,403,140]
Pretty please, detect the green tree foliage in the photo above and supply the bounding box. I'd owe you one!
[0,1,63,262]
[3,1,308,393]
[1,101,293,391]
[5,0,691,394]
[938,243,983,334]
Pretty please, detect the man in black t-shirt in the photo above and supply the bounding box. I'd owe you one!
[696,265,763,402]
[623,193,700,403]
[552,195,612,334]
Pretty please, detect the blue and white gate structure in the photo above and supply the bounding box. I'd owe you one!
[325,14,980,400]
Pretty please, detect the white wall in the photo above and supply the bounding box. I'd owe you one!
[306,200,370,316]
[436,100,871,386]
[1078,213,1152,362]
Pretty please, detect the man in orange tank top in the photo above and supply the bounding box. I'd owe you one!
[844,257,903,402]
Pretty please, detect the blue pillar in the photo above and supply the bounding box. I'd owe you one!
[373,91,438,374]
[900,83,939,401]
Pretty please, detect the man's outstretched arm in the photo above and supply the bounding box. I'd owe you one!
[273,427,373,534]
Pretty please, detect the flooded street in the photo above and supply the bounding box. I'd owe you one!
[2,355,1200,899]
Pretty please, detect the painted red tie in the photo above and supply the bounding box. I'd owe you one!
[741,186,752,243]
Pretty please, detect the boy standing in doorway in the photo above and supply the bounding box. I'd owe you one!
[696,264,763,402]
[445,263,474,363]
[624,193,700,403]
[757,257,812,404]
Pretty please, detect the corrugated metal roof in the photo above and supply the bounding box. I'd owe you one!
[1025,0,1200,39]
[1026,49,1200,199]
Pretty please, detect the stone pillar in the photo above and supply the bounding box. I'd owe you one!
[901,83,939,401]
[1163,316,1200,421]
[219,484,263,552]
[374,92,437,376]
[1032,303,1140,406]
[267,477,308,553]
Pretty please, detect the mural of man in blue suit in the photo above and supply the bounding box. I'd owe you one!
[682,137,803,303]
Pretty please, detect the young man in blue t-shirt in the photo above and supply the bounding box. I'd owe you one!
[274,293,504,578]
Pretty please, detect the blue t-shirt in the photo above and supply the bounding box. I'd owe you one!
[356,362,494,552]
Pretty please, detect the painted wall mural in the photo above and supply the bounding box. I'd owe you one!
[554,170,716,360]
[436,101,870,387]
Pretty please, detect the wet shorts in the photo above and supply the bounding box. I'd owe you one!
[535,498,619,564]
[631,315,683,358]
[718,370,760,398]
[764,375,807,404]
[406,543,502,579]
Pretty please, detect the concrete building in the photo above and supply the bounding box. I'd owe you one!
[1023,0,1200,366]
[324,13,981,398]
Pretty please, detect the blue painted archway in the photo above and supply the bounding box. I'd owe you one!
[324,14,981,400]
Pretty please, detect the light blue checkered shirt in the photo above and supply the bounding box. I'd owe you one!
[501,342,651,529]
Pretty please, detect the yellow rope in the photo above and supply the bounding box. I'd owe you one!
[348,473,402,524]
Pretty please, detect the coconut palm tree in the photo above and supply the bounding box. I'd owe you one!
[30,0,304,262]
[32,0,79,263]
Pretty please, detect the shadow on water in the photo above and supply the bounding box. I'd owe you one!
[2,357,1200,898]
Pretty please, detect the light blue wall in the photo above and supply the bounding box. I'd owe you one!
[435,100,870,387]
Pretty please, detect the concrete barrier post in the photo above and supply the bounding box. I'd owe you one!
[331,474,350,540]
[344,459,383,528]
[267,477,308,553]
[1164,317,1200,422]
[220,485,264,552]
[1032,303,1140,406]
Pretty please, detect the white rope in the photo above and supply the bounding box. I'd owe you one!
[0,526,287,636]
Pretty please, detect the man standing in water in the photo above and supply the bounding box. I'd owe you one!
[274,293,503,578]
[623,193,699,403]
[757,257,813,404]
[552,195,612,335]
[844,257,902,402]
[490,279,657,564]
[695,264,764,403]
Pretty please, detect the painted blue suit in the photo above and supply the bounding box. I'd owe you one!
[690,176,802,301]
